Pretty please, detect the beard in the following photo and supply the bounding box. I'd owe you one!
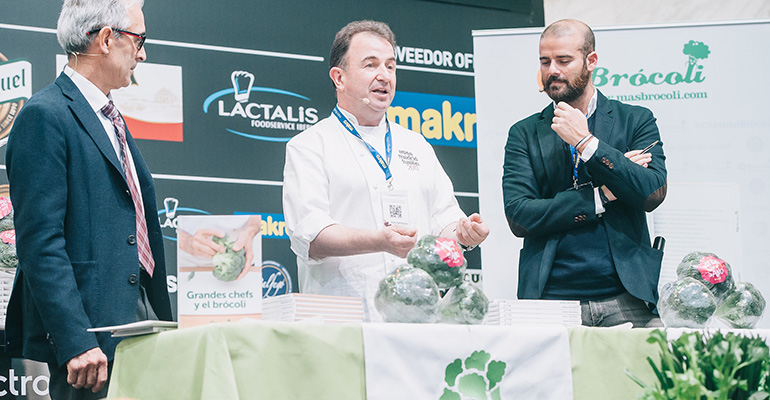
[543,63,591,104]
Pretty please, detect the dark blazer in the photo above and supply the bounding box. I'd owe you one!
[502,90,667,306]
[4,72,172,366]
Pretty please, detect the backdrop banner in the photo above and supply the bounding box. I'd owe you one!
[473,20,770,329]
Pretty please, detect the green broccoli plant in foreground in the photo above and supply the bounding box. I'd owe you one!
[211,235,246,281]
[627,329,770,400]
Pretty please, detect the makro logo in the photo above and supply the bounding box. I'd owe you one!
[202,71,319,143]
[157,197,212,241]
[440,350,506,400]
[594,40,709,88]
[388,91,476,148]
[0,55,31,146]
[262,260,292,298]
[235,212,288,240]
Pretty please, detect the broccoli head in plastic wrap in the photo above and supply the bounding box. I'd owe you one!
[0,197,13,232]
[438,281,489,325]
[658,277,717,328]
[715,282,766,329]
[211,235,246,281]
[676,251,734,303]
[406,235,466,289]
[374,264,440,323]
[0,230,17,268]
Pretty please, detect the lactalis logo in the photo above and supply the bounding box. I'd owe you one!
[593,40,710,88]
[157,197,212,241]
[0,53,31,147]
[203,70,319,143]
[440,350,506,400]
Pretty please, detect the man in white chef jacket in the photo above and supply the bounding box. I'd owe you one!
[282,20,489,321]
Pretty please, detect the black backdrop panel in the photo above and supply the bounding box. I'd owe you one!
[0,0,543,314]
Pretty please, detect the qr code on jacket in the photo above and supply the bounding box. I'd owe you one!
[388,204,403,219]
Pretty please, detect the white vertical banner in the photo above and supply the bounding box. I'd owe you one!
[473,20,770,328]
[362,323,573,400]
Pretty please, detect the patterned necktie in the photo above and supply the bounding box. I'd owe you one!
[101,100,155,277]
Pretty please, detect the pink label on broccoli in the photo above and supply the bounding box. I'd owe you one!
[434,238,463,267]
[0,198,11,219]
[697,255,728,284]
[0,230,15,245]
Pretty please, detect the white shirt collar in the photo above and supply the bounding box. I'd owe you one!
[63,65,113,113]
[336,105,387,129]
[585,87,598,119]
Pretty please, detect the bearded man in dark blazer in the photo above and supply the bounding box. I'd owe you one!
[502,19,667,328]
[4,0,171,398]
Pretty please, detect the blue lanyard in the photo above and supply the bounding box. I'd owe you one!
[570,145,580,189]
[333,106,393,188]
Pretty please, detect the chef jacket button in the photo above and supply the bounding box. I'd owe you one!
[128,274,138,284]
[127,235,136,245]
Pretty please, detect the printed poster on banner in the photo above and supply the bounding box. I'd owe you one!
[176,215,262,328]
[55,55,183,141]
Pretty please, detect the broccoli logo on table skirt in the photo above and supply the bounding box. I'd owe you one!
[440,350,506,400]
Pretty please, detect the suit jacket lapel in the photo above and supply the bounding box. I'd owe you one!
[536,104,569,192]
[56,73,125,179]
[592,90,615,143]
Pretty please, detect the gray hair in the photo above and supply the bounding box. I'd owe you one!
[329,20,396,70]
[57,0,144,55]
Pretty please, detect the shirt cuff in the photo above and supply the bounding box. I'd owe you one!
[594,187,606,215]
[288,210,337,264]
[579,137,599,161]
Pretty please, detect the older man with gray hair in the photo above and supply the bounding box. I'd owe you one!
[5,0,171,397]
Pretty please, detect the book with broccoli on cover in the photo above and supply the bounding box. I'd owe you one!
[176,215,263,329]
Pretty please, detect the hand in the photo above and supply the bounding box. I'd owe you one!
[67,347,108,393]
[624,149,652,168]
[454,213,490,248]
[232,216,261,280]
[178,228,226,258]
[551,102,591,146]
[379,224,418,258]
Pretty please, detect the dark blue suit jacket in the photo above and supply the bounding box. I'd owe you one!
[4,72,172,366]
[502,91,667,306]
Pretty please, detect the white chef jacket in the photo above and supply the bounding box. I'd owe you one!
[282,107,466,321]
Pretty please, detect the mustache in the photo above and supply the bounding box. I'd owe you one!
[545,76,567,87]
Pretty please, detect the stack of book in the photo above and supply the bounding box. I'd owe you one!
[483,299,582,326]
[262,293,365,323]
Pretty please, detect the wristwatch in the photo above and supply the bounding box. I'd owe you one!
[459,242,477,252]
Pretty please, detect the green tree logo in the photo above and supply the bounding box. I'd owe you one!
[682,40,710,66]
[440,350,507,400]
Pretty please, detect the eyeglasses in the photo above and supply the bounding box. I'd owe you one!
[86,27,146,51]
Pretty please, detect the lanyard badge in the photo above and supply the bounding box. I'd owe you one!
[333,107,393,190]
